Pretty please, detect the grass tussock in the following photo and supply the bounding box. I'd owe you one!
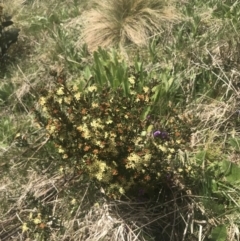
[81,0,180,51]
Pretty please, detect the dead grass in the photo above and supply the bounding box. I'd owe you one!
[1,132,199,241]
[80,0,180,52]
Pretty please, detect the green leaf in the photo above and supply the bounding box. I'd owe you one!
[225,162,240,184]
[209,225,227,241]
[228,138,240,152]
[83,66,92,81]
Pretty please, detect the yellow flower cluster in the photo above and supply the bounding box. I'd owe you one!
[90,118,104,130]
[126,153,141,170]
[87,157,112,183]
[77,124,91,139]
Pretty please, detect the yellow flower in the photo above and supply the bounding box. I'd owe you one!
[47,124,56,134]
[104,132,109,139]
[59,166,64,173]
[42,106,48,113]
[128,76,135,85]
[145,95,149,102]
[119,187,125,194]
[88,85,97,92]
[95,140,105,148]
[22,223,29,232]
[77,125,83,132]
[33,217,41,224]
[64,96,72,104]
[126,162,135,169]
[74,92,81,100]
[91,119,104,130]
[110,132,117,138]
[158,145,167,152]
[92,102,99,108]
[63,154,68,159]
[78,123,91,139]
[106,119,113,124]
[128,153,141,162]
[95,172,103,181]
[143,86,149,93]
[72,85,78,91]
[56,86,65,95]
[135,97,140,102]
[58,146,65,153]
[144,153,152,162]
[56,97,63,104]
[39,97,46,106]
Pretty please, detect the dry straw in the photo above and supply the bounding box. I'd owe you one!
[81,0,180,52]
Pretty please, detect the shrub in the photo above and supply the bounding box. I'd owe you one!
[34,65,194,200]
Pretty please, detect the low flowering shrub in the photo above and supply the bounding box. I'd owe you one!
[34,72,194,199]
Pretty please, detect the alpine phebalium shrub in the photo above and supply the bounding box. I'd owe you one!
[35,71,193,199]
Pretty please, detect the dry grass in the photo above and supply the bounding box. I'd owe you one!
[0,165,195,241]
[80,0,180,52]
[187,95,237,152]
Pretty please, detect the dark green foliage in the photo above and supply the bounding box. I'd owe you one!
[0,5,19,58]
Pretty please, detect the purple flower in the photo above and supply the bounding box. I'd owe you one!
[160,131,168,139]
[153,130,169,139]
[153,130,161,137]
